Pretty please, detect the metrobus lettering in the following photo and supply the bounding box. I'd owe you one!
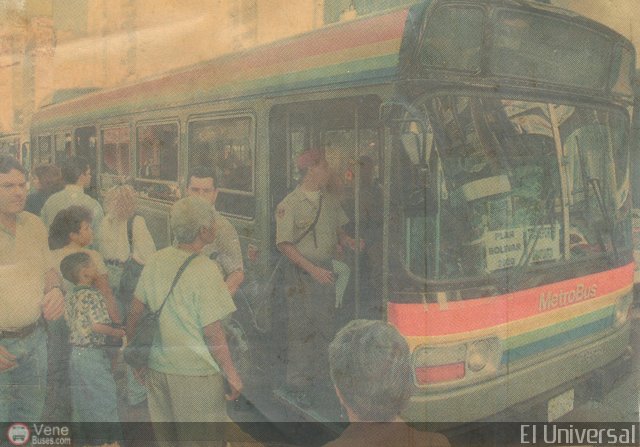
[539,284,598,311]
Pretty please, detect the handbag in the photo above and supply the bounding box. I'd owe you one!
[123,252,198,369]
[118,215,144,304]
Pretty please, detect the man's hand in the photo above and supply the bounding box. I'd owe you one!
[225,370,244,401]
[344,237,365,251]
[42,287,64,321]
[133,367,147,385]
[310,265,334,284]
[0,345,17,372]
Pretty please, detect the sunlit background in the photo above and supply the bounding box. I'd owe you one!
[0,0,638,138]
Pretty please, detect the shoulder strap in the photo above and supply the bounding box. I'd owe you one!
[155,252,198,316]
[292,194,323,246]
[127,215,136,254]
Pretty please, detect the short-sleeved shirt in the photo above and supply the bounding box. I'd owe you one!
[202,210,243,277]
[41,185,104,237]
[51,246,108,293]
[65,286,111,347]
[135,246,236,376]
[0,212,53,329]
[276,188,348,263]
[98,215,157,265]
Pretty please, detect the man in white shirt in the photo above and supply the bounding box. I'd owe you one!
[41,156,103,237]
[0,155,64,422]
[186,166,244,296]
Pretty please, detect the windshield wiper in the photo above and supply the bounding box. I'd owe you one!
[586,177,618,261]
[575,135,618,262]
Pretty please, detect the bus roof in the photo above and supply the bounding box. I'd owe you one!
[32,6,411,129]
[32,0,633,131]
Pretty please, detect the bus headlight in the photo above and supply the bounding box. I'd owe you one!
[413,344,466,385]
[614,293,633,328]
[467,338,501,373]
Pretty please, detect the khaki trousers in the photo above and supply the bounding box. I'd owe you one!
[146,368,229,446]
[284,262,336,392]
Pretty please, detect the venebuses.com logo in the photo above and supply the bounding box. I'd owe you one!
[6,423,30,446]
[5,423,71,446]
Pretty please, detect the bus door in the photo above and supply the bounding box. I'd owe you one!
[74,126,98,197]
[54,131,73,166]
[269,96,385,326]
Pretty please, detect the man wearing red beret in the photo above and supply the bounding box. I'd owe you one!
[276,149,358,408]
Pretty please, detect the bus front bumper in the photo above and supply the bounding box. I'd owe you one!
[403,324,631,422]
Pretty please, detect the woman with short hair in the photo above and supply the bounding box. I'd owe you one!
[97,184,156,304]
[97,184,156,409]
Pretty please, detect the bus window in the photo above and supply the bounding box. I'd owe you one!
[392,95,632,290]
[421,6,483,72]
[35,135,53,167]
[563,108,631,258]
[491,10,611,89]
[188,116,255,218]
[288,113,312,187]
[75,126,98,197]
[101,126,131,190]
[135,122,179,202]
[55,132,72,165]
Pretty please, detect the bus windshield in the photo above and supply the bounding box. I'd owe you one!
[394,95,631,290]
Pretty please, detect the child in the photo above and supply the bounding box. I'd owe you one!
[61,252,123,445]
[44,206,120,422]
[49,206,121,323]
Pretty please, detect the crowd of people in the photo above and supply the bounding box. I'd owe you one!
[0,152,448,447]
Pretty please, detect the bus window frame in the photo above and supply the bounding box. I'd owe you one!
[34,134,54,167]
[54,128,73,166]
[186,112,257,215]
[134,118,181,201]
[100,123,132,189]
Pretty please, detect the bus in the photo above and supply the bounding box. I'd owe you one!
[30,0,635,423]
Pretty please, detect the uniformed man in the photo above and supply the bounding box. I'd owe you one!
[0,155,65,422]
[276,148,358,407]
[187,166,244,295]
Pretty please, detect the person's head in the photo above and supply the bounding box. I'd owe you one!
[187,166,218,206]
[297,149,330,189]
[61,157,91,188]
[104,184,136,221]
[60,252,97,285]
[33,164,63,195]
[0,155,27,220]
[48,206,93,250]
[358,155,375,185]
[170,196,216,246]
[0,155,27,218]
[329,319,412,422]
